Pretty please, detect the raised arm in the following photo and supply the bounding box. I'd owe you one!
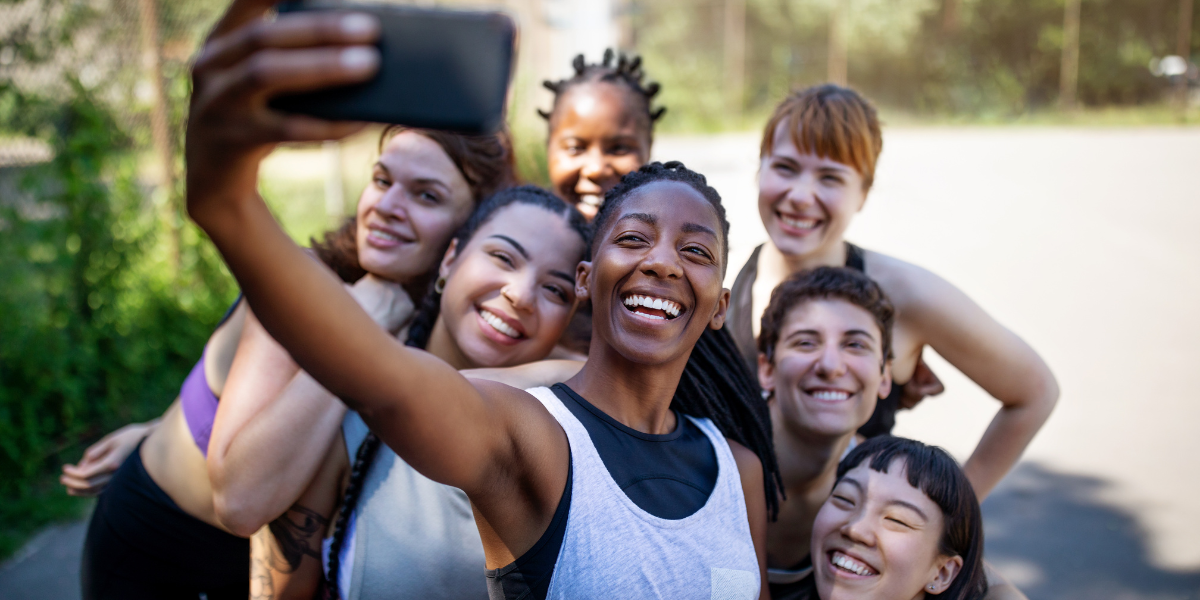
[208,276,412,535]
[185,0,567,558]
[889,261,1058,499]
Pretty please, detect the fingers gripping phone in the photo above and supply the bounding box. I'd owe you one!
[269,1,515,134]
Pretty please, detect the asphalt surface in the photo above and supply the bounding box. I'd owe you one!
[3,127,1198,599]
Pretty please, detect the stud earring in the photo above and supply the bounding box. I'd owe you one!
[434,276,446,294]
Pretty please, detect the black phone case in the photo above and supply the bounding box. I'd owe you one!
[269,2,514,134]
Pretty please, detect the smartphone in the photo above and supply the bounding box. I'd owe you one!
[269,1,515,134]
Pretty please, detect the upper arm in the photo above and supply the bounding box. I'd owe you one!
[462,360,585,389]
[208,307,301,471]
[728,439,770,600]
[882,258,1059,409]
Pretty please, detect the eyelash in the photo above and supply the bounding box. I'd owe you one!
[491,252,514,267]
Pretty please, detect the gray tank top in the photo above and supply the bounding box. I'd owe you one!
[526,386,761,599]
[336,411,488,600]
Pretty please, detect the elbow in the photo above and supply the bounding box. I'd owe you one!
[213,489,272,538]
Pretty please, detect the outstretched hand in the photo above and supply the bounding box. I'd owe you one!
[186,0,380,220]
[61,420,160,496]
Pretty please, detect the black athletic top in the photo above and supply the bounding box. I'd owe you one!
[485,383,720,599]
[727,242,903,438]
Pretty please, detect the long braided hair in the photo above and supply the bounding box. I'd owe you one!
[323,186,589,598]
[592,161,784,518]
[539,49,667,136]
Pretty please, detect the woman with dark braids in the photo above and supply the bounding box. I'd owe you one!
[71,120,513,600]
[214,187,590,600]
[541,48,666,220]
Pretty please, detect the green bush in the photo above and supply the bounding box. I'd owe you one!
[0,80,235,558]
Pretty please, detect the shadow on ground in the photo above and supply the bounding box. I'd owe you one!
[984,462,1200,600]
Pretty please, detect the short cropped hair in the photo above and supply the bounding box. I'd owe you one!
[759,84,883,190]
[757,266,894,365]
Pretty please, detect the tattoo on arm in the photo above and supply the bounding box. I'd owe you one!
[250,528,277,600]
[267,504,330,573]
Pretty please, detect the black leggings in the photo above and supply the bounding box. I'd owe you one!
[81,442,249,600]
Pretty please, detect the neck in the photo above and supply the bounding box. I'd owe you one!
[771,403,855,495]
[761,238,847,275]
[425,318,472,370]
[564,337,688,435]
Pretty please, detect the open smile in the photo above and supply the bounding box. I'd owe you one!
[804,388,854,402]
[777,211,822,234]
[365,224,414,248]
[621,293,684,321]
[477,307,525,343]
[828,550,879,578]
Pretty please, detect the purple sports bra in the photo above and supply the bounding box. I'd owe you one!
[180,349,219,457]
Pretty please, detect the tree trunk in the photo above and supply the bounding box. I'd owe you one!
[1059,0,1081,111]
[137,0,178,269]
[1176,0,1194,112]
[827,0,848,85]
[724,0,746,115]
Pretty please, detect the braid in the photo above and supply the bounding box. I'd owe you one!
[324,431,381,599]
[538,48,667,127]
[672,326,783,519]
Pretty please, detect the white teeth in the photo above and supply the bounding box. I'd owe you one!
[621,295,682,318]
[479,308,520,339]
[579,194,603,208]
[780,215,818,230]
[371,229,400,242]
[832,553,874,576]
[811,390,850,401]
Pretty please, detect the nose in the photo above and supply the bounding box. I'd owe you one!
[501,274,537,313]
[373,184,410,221]
[815,343,847,379]
[579,148,612,185]
[639,242,684,280]
[839,508,876,547]
[781,173,818,210]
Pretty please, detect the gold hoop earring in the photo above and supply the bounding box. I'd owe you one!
[434,276,446,294]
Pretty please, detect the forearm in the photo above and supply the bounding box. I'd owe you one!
[963,386,1057,499]
[213,372,347,534]
[249,520,325,600]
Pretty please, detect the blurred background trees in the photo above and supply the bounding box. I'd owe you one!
[0,0,1195,558]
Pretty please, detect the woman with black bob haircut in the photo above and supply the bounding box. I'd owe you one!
[804,435,987,600]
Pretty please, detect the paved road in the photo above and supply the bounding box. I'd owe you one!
[655,127,1200,599]
[4,127,1199,599]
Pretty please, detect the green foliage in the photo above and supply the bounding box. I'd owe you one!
[630,0,1196,125]
[0,79,235,558]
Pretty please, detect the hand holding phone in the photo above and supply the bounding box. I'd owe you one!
[269,1,516,134]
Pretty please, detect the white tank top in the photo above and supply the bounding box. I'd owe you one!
[526,386,761,600]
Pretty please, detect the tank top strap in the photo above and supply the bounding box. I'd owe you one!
[844,242,866,272]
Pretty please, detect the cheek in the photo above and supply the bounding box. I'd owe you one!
[611,155,643,179]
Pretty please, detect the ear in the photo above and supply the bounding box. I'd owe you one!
[575,261,593,302]
[708,287,731,330]
[438,238,460,281]
[877,359,893,401]
[757,352,776,399]
[925,554,964,596]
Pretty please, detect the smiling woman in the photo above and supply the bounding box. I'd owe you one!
[809,436,987,600]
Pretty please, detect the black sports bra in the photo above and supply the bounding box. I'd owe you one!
[726,242,900,437]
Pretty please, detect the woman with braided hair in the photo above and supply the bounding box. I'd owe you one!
[541,48,666,220]
[73,121,514,600]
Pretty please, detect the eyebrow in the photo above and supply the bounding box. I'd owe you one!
[616,212,657,227]
[681,222,717,238]
[839,477,930,521]
[489,235,528,260]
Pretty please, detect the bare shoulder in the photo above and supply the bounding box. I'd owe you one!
[860,248,973,319]
[726,439,764,488]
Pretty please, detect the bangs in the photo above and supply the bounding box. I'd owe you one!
[760,85,883,188]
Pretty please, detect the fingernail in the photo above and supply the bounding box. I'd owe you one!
[341,46,378,72]
[342,13,377,36]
